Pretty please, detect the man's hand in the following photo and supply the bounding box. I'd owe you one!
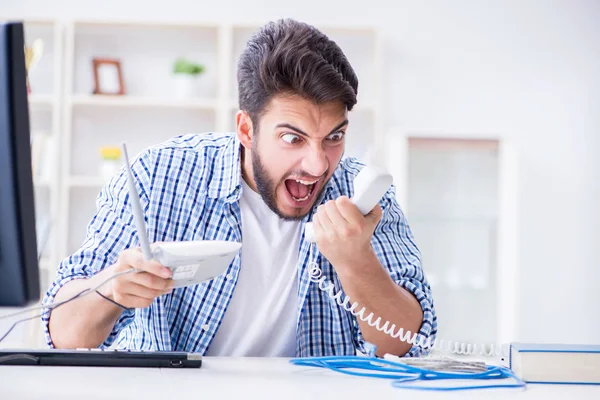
[95,248,175,309]
[311,197,424,357]
[49,247,175,349]
[311,196,382,270]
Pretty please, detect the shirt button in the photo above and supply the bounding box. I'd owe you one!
[226,273,233,280]
[202,324,210,331]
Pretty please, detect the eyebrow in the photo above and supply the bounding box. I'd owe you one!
[275,119,349,138]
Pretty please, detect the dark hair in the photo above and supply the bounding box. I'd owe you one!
[237,19,358,126]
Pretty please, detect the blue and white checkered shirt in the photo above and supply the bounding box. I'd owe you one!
[41,132,437,357]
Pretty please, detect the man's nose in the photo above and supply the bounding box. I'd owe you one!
[302,147,328,178]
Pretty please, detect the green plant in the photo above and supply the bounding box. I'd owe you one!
[173,58,205,75]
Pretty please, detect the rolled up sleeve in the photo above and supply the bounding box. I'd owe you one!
[352,184,438,357]
[41,149,155,349]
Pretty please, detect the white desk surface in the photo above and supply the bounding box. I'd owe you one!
[1,356,599,400]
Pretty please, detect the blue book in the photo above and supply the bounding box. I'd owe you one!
[510,343,600,384]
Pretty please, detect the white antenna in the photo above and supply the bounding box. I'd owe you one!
[122,142,153,261]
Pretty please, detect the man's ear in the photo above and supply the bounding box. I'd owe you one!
[236,110,254,149]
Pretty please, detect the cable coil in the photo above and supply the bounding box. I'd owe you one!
[290,355,525,391]
[307,262,510,358]
[298,262,524,391]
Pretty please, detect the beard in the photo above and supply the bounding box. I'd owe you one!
[252,146,328,221]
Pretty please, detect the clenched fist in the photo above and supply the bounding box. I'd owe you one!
[311,196,382,270]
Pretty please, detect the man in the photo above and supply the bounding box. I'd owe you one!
[42,18,437,358]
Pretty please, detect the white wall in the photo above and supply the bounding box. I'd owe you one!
[3,0,600,345]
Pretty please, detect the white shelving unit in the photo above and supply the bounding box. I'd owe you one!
[384,129,519,346]
[60,19,221,258]
[57,19,384,260]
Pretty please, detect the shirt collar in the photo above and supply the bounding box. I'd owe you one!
[206,133,243,202]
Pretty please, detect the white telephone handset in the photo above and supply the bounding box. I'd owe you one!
[122,143,241,288]
[304,165,394,242]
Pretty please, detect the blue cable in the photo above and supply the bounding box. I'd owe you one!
[300,258,525,391]
[289,355,526,391]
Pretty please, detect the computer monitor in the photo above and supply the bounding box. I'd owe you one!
[0,21,40,307]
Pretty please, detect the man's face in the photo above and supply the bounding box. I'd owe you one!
[240,95,348,221]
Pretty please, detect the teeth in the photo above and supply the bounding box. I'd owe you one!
[291,180,315,202]
[295,179,318,185]
[292,193,311,202]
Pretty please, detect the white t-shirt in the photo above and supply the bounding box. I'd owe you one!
[205,178,301,357]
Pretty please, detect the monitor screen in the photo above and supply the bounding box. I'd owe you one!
[0,21,41,307]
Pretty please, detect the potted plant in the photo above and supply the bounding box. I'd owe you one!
[172,57,205,98]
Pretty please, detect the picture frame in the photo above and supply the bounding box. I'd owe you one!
[92,58,125,95]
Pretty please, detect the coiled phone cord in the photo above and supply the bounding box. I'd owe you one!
[294,261,524,391]
[306,262,509,358]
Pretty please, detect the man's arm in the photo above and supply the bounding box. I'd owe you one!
[332,248,424,357]
[311,188,437,357]
[48,250,174,349]
[47,268,125,349]
[42,149,162,349]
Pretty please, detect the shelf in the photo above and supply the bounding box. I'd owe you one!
[70,95,218,110]
[73,19,220,30]
[68,176,106,188]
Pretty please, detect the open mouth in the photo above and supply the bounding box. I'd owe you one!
[284,177,320,204]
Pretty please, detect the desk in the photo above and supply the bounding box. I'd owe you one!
[1,357,599,399]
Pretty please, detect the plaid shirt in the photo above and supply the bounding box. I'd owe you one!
[41,132,437,357]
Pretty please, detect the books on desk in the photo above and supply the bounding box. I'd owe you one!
[510,343,600,384]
